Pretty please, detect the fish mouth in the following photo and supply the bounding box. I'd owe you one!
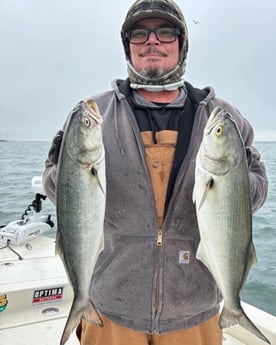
[81,100,103,125]
[205,107,233,135]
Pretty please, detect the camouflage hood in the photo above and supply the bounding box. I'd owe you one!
[121,0,189,90]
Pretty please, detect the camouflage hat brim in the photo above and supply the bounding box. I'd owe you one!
[122,5,184,33]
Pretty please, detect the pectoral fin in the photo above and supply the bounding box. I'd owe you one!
[197,176,214,210]
[91,166,105,196]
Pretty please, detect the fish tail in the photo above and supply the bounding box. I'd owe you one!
[60,299,103,345]
[220,307,271,344]
[60,300,83,345]
[83,299,104,327]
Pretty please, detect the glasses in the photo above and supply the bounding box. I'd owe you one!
[126,27,181,44]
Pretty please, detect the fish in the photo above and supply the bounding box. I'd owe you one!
[56,100,105,345]
[193,107,270,344]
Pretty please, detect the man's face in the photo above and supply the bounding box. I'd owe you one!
[129,18,180,78]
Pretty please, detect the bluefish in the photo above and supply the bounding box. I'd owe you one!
[56,100,105,345]
[193,107,270,344]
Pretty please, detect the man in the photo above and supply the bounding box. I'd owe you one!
[43,1,268,344]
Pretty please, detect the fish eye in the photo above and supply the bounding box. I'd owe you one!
[216,126,223,137]
[82,116,91,127]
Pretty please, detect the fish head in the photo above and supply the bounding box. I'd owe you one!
[64,100,104,166]
[199,107,245,175]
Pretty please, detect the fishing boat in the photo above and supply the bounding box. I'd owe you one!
[0,177,275,345]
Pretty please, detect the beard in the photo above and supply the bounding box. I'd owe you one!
[138,66,167,78]
[135,47,173,78]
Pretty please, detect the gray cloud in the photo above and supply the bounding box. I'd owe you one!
[1,0,275,141]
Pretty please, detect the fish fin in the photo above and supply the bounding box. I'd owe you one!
[83,299,104,327]
[55,230,68,272]
[60,299,103,345]
[197,176,214,210]
[60,299,83,345]
[91,167,105,196]
[55,230,73,285]
[220,306,271,344]
[55,229,63,257]
[196,241,214,277]
[241,241,257,291]
[195,241,206,263]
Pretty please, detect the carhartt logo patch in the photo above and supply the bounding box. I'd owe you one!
[179,251,190,264]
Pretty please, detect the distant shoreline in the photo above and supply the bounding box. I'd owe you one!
[0,140,51,143]
[1,140,276,144]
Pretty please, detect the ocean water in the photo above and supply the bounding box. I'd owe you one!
[0,141,275,316]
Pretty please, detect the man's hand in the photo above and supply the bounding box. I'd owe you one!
[246,147,253,168]
[48,130,64,165]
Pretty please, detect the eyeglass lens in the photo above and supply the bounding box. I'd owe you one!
[128,28,179,44]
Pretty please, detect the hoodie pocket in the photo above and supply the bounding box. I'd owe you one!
[161,238,219,318]
[91,235,156,318]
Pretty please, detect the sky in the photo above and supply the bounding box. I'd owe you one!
[1,0,276,141]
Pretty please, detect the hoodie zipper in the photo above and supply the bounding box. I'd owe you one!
[157,229,163,246]
[154,227,163,331]
[156,229,163,311]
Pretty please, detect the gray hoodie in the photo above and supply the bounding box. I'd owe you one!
[43,79,268,334]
